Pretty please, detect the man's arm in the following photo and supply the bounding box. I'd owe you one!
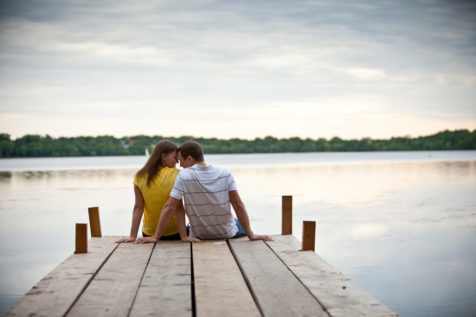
[175,200,188,240]
[229,190,272,241]
[135,196,180,244]
[176,201,201,243]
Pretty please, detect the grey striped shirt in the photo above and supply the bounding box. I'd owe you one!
[170,164,239,239]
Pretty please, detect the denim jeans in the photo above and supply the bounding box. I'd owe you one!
[233,218,247,238]
[186,218,247,238]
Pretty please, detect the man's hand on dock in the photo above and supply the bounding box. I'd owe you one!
[181,236,202,243]
[134,237,157,244]
[249,234,273,241]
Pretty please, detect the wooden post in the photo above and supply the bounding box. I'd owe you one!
[281,195,292,235]
[88,207,102,237]
[302,221,316,251]
[75,223,88,254]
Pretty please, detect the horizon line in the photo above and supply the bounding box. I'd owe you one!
[2,128,475,142]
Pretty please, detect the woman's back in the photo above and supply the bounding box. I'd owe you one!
[134,166,180,236]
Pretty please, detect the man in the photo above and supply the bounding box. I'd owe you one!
[135,141,272,243]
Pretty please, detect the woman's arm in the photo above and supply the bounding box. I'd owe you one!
[135,196,178,243]
[116,186,145,243]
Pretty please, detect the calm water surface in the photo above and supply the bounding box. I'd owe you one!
[1,151,476,316]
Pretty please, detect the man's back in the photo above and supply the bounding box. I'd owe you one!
[170,164,239,239]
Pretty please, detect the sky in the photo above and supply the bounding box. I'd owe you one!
[0,0,475,140]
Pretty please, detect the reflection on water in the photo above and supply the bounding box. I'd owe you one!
[0,172,12,180]
[1,152,476,317]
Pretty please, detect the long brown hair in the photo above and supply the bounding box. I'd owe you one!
[136,140,178,186]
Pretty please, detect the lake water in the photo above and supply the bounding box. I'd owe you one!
[1,151,476,316]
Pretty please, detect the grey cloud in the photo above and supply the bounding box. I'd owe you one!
[0,0,475,133]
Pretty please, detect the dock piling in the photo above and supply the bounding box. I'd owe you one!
[74,223,88,254]
[88,207,102,237]
[302,221,316,251]
[281,195,293,235]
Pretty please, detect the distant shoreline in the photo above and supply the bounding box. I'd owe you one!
[1,129,475,158]
[2,151,475,174]
[1,149,476,160]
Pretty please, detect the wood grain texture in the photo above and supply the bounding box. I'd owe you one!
[6,235,398,317]
[282,195,293,235]
[74,223,88,254]
[88,207,102,238]
[130,241,192,317]
[229,238,329,317]
[193,240,260,317]
[302,221,316,251]
[266,235,397,317]
[4,237,118,317]
[67,242,153,317]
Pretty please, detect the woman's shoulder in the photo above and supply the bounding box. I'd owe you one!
[133,173,146,187]
[160,167,180,178]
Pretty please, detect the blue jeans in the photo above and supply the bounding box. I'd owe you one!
[186,218,246,238]
[233,218,247,238]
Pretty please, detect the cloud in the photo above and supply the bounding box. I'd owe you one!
[339,67,387,81]
[55,41,177,67]
[0,0,475,139]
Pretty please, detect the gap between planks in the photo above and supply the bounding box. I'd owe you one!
[4,237,119,317]
[5,236,397,317]
[265,235,398,317]
[229,237,329,317]
[193,240,260,317]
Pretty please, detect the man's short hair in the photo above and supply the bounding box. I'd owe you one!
[178,141,204,162]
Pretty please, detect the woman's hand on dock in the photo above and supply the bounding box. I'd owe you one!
[115,237,137,243]
[134,237,157,244]
[249,234,273,241]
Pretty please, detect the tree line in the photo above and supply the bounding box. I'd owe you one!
[0,129,475,158]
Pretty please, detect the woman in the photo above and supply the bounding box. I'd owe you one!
[116,140,189,243]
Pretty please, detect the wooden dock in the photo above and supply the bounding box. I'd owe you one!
[4,235,397,317]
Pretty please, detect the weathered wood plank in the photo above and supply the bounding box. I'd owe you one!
[6,234,398,317]
[67,242,154,317]
[130,241,192,317]
[266,235,397,317]
[282,195,293,235]
[229,238,329,317]
[4,237,118,317]
[193,240,260,317]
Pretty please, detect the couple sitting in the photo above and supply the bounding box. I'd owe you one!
[116,140,271,244]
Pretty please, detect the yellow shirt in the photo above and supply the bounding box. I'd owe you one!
[133,167,180,237]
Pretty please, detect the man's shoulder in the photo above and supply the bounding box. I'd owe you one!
[209,164,231,174]
[176,167,192,178]
[176,165,202,179]
[177,164,233,179]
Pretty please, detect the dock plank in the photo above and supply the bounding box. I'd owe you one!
[229,238,329,317]
[4,237,118,317]
[67,242,153,317]
[266,235,397,317]
[6,235,398,317]
[130,241,192,317]
[193,240,260,317]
